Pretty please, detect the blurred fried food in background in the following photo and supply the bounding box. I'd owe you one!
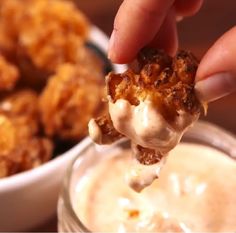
[0,55,19,91]
[0,0,89,88]
[0,0,106,178]
[39,63,105,141]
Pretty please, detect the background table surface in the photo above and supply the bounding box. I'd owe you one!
[35,0,236,231]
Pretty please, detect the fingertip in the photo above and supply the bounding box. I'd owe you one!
[108,0,175,64]
[195,27,236,102]
[175,0,203,17]
[196,26,236,82]
[149,8,178,56]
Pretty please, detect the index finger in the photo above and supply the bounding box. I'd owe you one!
[108,0,175,63]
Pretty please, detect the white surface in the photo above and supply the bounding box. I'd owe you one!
[0,26,126,231]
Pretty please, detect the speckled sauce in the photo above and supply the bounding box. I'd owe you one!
[74,143,236,232]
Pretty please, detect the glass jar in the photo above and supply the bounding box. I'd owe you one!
[57,121,236,232]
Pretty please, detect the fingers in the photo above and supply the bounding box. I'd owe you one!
[149,7,178,56]
[195,26,236,102]
[108,0,175,63]
[174,0,203,17]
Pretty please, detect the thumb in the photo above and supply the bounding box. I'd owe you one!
[195,26,236,102]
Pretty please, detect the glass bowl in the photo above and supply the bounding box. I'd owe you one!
[57,120,236,232]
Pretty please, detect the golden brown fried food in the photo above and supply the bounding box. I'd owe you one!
[0,136,53,178]
[0,0,90,88]
[107,49,200,122]
[89,48,202,165]
[89,114,123,144]
[0,55,19,91]
[0,115,16,155]
[14,137,53,172]
[39,63,105,141]
[0,111,53,178]
[0,156,19,178]
[17,0,89,72]
[0,90,40,139]
[0,0,24,57]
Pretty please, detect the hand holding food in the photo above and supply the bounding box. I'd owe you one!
[89,48,202,165]
[109,0,236,102]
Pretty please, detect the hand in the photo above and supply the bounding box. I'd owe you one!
[108,0,203,63]
[109,0,236,103]
[195,27,236,102]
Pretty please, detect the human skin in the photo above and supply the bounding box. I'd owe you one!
[108,0,236,103]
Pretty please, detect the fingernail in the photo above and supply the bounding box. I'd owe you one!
[195,72,236,102]
[108,30,116,60]
[176,15,184,22]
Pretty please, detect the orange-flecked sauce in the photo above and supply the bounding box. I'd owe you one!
[74,143,236,232]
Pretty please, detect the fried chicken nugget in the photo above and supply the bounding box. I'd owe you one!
[0,90,54,178]
[0,0,89,87]
[14,137,53,172]
[0,136,53,178]
[0,113,53,178]
[0,90,40,139]
[0,0,24,57]
[0,156,19,178]
[0,115,16,155]
[39,63,105,141]
[0,55,19,91]
[17,0,89,72]
[89,49,203,165]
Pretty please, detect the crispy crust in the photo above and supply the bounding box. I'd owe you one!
[0,91,53,177]
[39,63,105,141]
[0,55,19,91]
[92,115,124,144]
[0,0,90,89]
[90,48,202,165]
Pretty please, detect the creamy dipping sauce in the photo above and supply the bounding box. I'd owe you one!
[74,143,236,232]
[109,99,199,154]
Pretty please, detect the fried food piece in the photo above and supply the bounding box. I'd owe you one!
[0,111,53,178]
[89,115,123,144]
[0,156,18,178]
[0,55,19,91]
[17,0,89,72]
[14,137,53,172]
[0,90,40,139]
[0,0,90,87]
[131,144,164,166]
[0,115,16,155]
[107,49,200,121]
[39,63,105,141]
[0,0,24,57]
[0,91,53,178]
[89,48,203,165]
[0,136,53,178]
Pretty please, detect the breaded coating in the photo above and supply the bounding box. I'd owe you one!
[0,136,53,178]
[0,156,18,178]
[39,63,105,141]
[131,144,164,166]
[0,90,54,177]
[0,55,19,91]
[107,49,200,122]
[17,0,89,72]
[89,48,202,165]
[89,115,123,144]
[0,115,16,155]
[13,137,53,172]
[0,112,53,178]
[0,90,40,138]
[0,0,89,86]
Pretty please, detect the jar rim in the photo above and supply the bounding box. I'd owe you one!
[61,120,236,231]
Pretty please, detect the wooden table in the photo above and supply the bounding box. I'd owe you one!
[36,0,236,231]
